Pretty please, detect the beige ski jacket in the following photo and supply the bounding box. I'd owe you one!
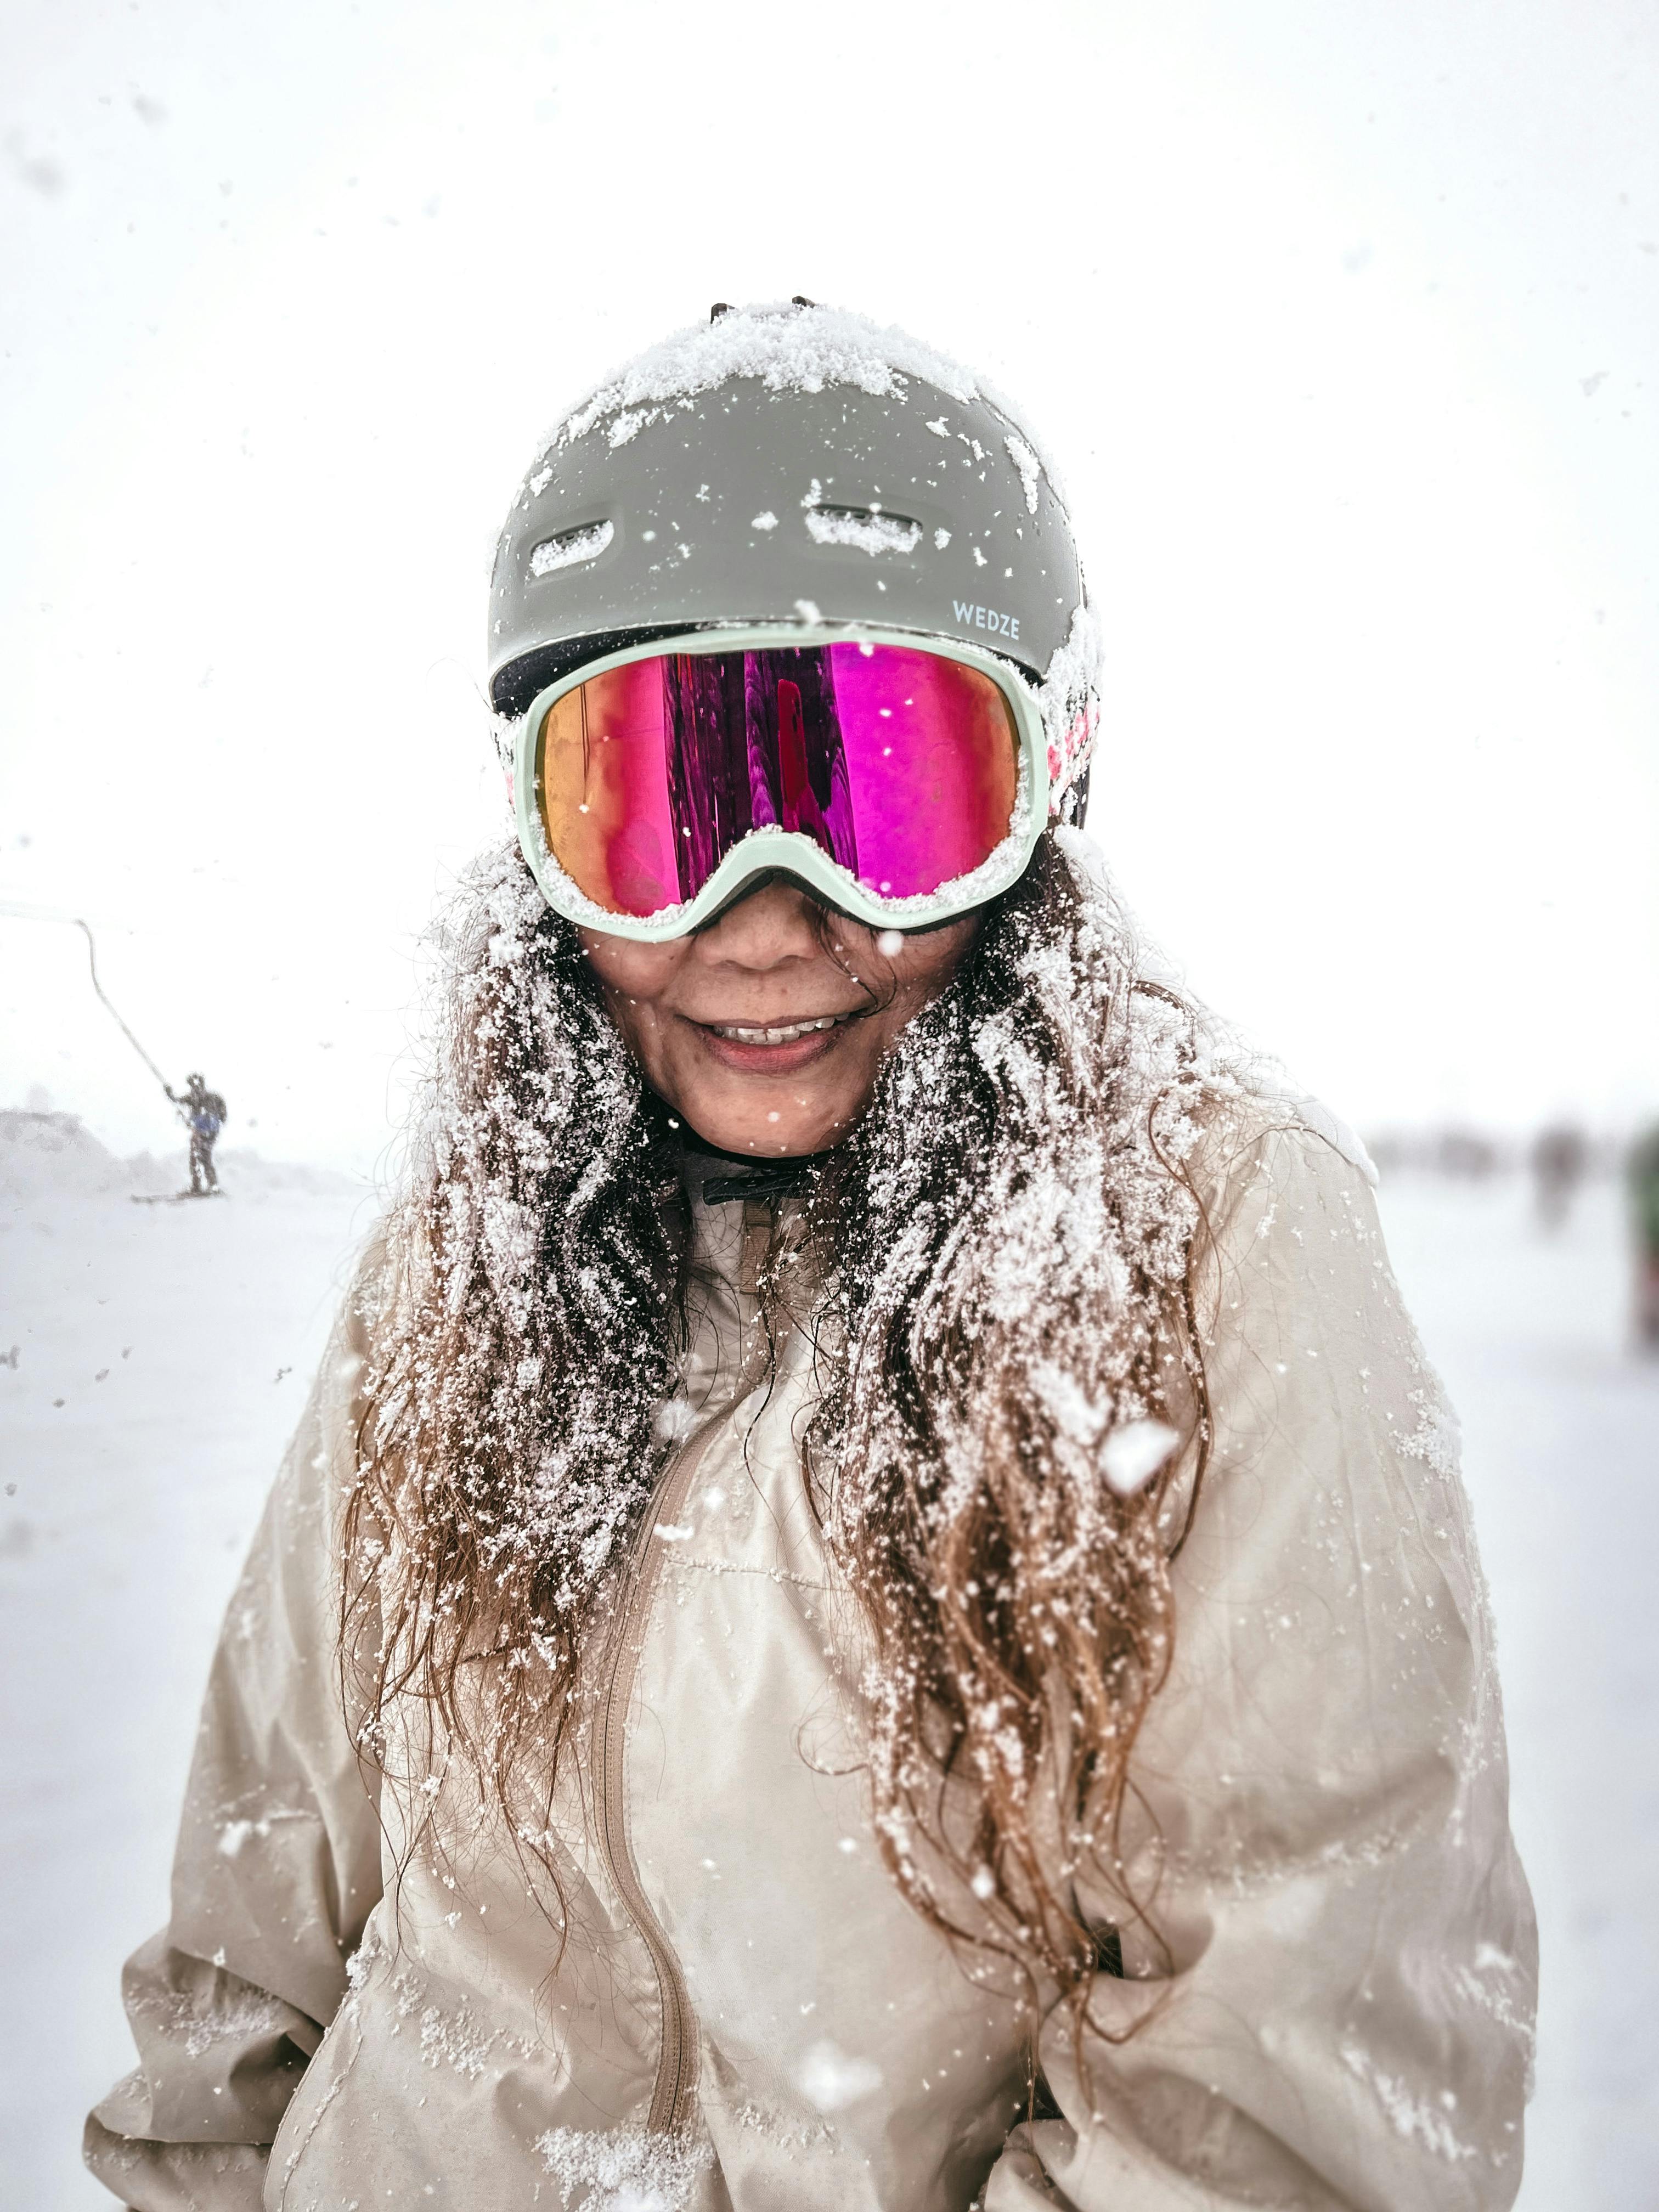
[86,1105,1537,2211]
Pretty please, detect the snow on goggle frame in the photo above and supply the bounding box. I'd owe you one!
[512,626,1048,941]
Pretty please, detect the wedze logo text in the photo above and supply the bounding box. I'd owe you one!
[952,600,1020,641]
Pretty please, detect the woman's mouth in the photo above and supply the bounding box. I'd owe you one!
[695,1011,857,1073]
[707,1015,844,1046]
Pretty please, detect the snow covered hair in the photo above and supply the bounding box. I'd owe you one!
[347,828,1220,2053]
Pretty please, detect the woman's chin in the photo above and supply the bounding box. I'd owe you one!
[674,1086,859,1159]
[663,1040,871,1157]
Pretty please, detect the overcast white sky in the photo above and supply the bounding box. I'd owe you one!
[2,0,1655,1171]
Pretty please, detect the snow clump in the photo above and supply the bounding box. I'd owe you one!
[1101,1417,1182,1499]
[537,2124,713,2212]
[554,300,979,448]
[795,2039,884,2113]
[1004,432,1043,516]
[528,520,614,577]
[1340,2042,1477,2164]
[803,507,922,556]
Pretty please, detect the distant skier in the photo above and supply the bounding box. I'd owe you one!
[1630,1124,1659,1348]
[1531,1120,1588,1230]
[166,1071,227,1195]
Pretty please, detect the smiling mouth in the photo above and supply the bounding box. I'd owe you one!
[703,1014,851,1046]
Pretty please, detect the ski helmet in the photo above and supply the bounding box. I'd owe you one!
[488,301,1099,809]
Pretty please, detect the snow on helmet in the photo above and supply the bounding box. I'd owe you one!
[488,301,1100,811]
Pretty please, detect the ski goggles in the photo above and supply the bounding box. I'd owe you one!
[512,625,1049,940]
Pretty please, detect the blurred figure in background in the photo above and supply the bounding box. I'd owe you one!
[166,1071,227,1196]
[1436,1125,1502,1180]
[1629,1124,1659,1348]
[1531,1121,1589,1231]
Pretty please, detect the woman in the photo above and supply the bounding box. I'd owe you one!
[86,301,1536,2212]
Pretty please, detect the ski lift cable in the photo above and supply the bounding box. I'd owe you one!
[0,899,175,1098]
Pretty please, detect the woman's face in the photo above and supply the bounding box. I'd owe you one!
[581,877,979,1156]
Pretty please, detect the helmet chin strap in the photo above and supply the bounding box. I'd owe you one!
[1057,767,1091,828]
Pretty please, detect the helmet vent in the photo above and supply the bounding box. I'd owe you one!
[803,505,922,557]
[528,518,615,578]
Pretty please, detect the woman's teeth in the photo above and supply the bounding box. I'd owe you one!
[709,1016,842,1046]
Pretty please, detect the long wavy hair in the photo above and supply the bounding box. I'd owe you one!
[345,827,1223,2045]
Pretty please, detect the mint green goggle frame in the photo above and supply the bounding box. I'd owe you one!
[512,623,1050,943]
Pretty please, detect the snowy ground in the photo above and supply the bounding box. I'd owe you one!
[1,1146,1654,2208]
[1382,1172,1659,2210]
[0,1137,376,2211]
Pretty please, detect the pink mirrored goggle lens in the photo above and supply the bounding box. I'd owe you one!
[535,642,1020,921]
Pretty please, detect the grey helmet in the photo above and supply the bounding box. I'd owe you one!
[488,301,1100,810]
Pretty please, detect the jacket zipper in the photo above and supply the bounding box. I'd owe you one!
[594,1411,724,2134]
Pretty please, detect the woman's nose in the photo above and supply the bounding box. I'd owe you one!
[695,873,828,971]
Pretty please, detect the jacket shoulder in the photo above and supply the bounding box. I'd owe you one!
[1182,1077,1377,1232]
